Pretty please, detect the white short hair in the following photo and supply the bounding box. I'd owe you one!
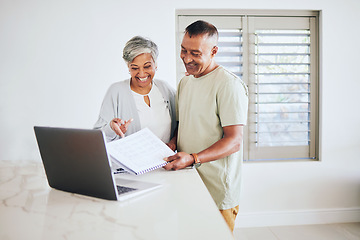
[122,36,159,65]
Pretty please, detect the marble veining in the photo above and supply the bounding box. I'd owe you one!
[0,161,233,240]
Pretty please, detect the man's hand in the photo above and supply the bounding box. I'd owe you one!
[163,152,194,171]
[110,118,133,138]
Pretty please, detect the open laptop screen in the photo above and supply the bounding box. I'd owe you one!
[34,126,118,200]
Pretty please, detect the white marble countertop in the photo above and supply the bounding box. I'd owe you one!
[0,161,233,240]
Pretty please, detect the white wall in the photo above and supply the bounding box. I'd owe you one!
[1,0,359,227]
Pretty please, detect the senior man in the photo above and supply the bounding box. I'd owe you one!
[164,20,249,232]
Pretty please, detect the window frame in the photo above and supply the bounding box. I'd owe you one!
[175,9,321,162]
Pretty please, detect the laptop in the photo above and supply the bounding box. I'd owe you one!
[34,126,161,201]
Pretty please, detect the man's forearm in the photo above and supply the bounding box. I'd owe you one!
[196,125,243,164]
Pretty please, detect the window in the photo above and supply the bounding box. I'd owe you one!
[176,10,320,161]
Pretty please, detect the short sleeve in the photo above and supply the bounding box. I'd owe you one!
[217,78,248,127]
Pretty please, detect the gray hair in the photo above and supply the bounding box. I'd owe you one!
[122,36,159,65]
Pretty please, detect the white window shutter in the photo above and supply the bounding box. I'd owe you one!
[247,17,317,160]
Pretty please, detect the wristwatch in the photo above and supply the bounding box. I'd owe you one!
[191,153,201,168]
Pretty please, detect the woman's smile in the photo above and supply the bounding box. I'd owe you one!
[137,76,149,82]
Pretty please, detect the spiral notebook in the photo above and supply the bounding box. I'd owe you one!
[106,128,174,175]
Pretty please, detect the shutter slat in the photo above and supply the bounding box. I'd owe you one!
[256,82,310,85]
[256,92,310,94]
[217,61,244,66]
[219,32,243,37]
[216,52,243,56]
[256,72,310,75]
[255,140,310,144]
[255,121,310,124]
[257,102,309,104]
[256,33,310,37]
[256,111,310,114]
[257,63,310,66]
[218,42,243,47]
[258,53,310,56]
[257,43,310,46]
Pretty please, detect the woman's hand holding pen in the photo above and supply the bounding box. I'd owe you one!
[110,118,133,138]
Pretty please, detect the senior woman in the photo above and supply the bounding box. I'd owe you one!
[94,36,177,147]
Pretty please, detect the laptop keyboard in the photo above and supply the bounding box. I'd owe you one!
[116,185,137,195]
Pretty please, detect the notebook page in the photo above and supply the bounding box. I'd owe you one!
[106,128,174,174]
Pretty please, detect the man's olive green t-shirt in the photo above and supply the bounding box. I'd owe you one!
[176,66,248,210]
